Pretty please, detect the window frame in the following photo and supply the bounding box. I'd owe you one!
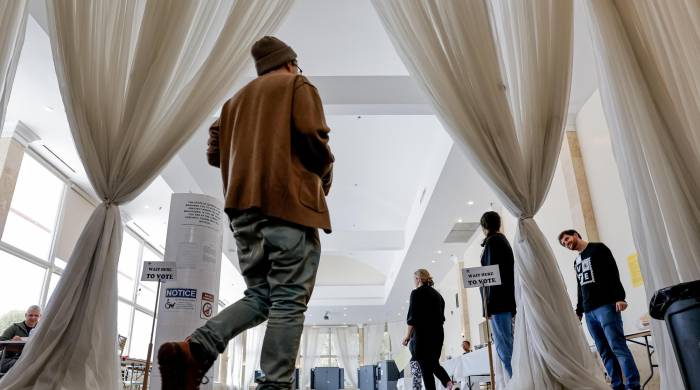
[0,149,165,359]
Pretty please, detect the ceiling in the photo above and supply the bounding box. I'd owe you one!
[5,0,599,326]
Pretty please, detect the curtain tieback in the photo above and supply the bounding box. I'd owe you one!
[519,214,534,220]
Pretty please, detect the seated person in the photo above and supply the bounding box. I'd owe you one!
[462,340,472,354]
[0,305,41,374]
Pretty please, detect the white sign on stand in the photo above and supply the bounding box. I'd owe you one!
[141,261,177,282]
[150,193,224,390]
[461,264,502,388]
[462,265,502,288]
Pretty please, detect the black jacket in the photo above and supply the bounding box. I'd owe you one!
[0,321,34,359]
[0,321,33,341]
[407,284,445,329]
[480,233,516,315]
[575,242,626,316]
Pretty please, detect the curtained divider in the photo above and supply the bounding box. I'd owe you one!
[0,1,293,389]
[584,1,700,388]
[371,1,607,388]
[0,0,29,127]
[333,327,360,389]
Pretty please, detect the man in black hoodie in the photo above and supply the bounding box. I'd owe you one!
[559,229,640,390]
[479,211,516,378]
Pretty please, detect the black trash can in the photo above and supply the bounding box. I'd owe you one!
[649,280,700,390]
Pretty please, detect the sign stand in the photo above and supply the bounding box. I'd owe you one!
[461,264,502,390]
[483,290,496,389]
[138,260,177,390]
[142,280,162,390]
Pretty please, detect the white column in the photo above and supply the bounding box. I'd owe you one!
[0,120,38,236]
[151,193,225,390]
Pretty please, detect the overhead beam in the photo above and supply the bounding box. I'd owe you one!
[320,230,404,252]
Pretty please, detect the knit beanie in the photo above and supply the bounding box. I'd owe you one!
[251,36,297,76]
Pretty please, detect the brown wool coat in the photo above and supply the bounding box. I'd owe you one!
[207,73,334,232]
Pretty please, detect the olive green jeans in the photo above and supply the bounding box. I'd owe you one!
[190,211,321,390]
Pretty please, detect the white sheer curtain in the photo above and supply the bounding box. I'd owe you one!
[301,326,322,390]
[371,1,607,389]
[0,0,28,126]
[584,1,700,388]
[228,336,246,390]
[333,327,360,388]
[387,321,405,361]
[363,324,384,365]
[0,2,292,389]
[244,324,267,390]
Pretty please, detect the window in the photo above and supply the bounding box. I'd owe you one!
[118,234,140,301]
[118,301,133,354]
[0,251,45,317]
[0,153,171,362]
[1,155,64,260]
[53,188,95,270]
[129,310,155,360]
[116,235,164,359]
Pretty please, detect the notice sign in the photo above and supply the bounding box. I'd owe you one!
[462,265,501,288]
[163,288,197,311]
[141,261,177,282]
[200,292,215,319]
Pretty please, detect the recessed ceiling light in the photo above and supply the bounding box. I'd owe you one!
[44,106,54,112]
[368,318,372,321]
[457,218,463,223]
[343,307,348,311]
[144,205,150,209]
[467,201,475,206]
[437,250,443,254]
[343,313,347,317]
[431,260,436,263]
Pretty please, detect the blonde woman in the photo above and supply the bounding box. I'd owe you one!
[402,269,453,390]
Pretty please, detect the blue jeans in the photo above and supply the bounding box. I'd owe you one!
[490,312,513,377]
[585,304,640,390]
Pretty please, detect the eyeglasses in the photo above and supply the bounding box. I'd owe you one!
[292,61,302,74]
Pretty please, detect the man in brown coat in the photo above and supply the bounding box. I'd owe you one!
[158,36,333,390]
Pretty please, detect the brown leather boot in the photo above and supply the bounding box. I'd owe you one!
[157,340,214,390]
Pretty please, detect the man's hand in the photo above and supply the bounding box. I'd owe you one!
[615,301,628,312]
[402,336,410,347]
[11,336,21,341]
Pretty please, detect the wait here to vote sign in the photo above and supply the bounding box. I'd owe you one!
[141,261,177,282]
[462,265,501,288]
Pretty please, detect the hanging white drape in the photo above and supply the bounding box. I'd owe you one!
[333,327,360,388]
[0,0,28,127]
[228,335,245,390]
[301,326,322,390]
[363,324,384,365]
[0,1,292,389]
[371,1,606,389]
[584,1,700,388]
[244,324,267,390]
[387,321,405,362]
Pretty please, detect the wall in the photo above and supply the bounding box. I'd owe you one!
[576,91,648,334]
[435,263,467,359]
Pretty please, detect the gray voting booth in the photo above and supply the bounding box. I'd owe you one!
[358,361,399,390]
[377,360,400,390]
[358,365,378,390]
[311,367,344,390]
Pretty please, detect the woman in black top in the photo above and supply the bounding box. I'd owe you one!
[402,269,453,390]
[479,211,515,378]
